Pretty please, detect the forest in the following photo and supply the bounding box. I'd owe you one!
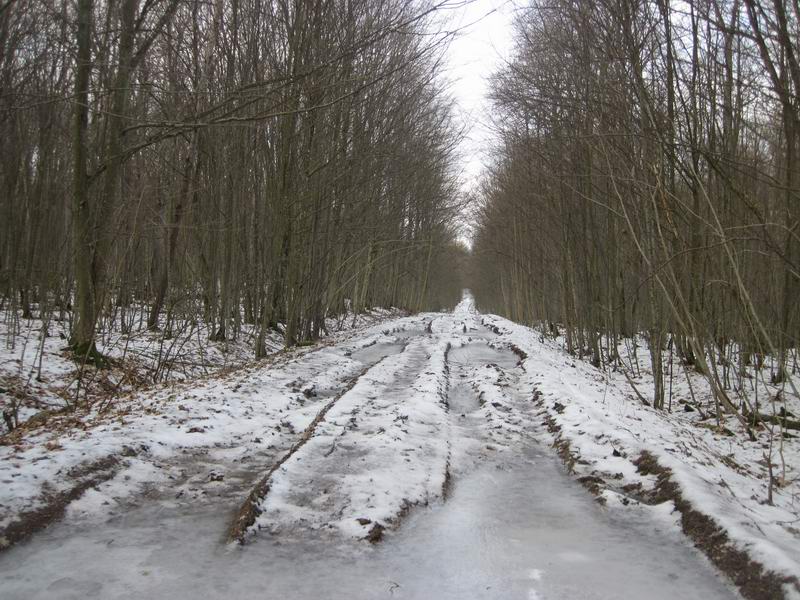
[471,0,800,418]
[2,1,800,597]
[1,0,798,430]
[0,0,466,372]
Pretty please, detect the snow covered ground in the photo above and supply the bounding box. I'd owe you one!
[0,310,410,540]
[1,442,738,600]
[482,313,800,598]
[247,333,452,540]
[0,294,795,598]
[236,298,536,543]
[0,304,397,426]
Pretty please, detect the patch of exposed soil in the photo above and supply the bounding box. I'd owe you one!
[632,451,800,600]
[0,455,119,553]
[538,389,799,599]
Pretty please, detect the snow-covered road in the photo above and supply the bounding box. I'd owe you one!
[0,297,741,599]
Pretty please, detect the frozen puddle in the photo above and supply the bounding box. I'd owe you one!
[0,447,738,600]
[448,341,519,414]
[449,341,519,371]
[449,381,480,413]
[349,340,405,365]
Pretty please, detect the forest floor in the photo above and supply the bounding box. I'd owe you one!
[0,296,797,599]
[0,303,396,427]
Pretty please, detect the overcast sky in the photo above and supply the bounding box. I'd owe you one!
[442,0,516,193]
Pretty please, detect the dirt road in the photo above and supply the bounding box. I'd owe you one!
[0,298,739,599]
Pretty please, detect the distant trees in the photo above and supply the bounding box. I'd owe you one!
[0,0,464,359]
[471,0,799,413]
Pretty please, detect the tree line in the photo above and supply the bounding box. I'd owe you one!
[0,0,466,364]
[471,0,799,416]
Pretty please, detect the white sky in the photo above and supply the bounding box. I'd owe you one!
[441,0,516,193]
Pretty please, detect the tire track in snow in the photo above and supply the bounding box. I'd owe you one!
[226,347,404,543]
[240,334,452,543]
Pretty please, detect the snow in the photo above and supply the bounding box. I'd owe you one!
[0,303,399,427]
[480,312,800,588]
[250,333,452,539]
[245,296,542,542]
[0,439,738,599]
[0,311,415,533]
[0,292,792,598]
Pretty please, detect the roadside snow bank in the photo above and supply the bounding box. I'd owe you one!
[0,306,400,429]
[482,314,800,598]
[0,313,416,549]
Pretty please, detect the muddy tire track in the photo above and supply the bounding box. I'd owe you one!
[227,353,399,543]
